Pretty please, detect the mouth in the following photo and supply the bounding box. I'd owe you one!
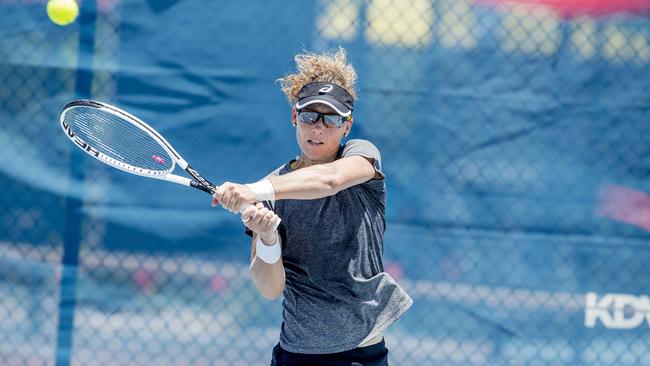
[307,139,324,145]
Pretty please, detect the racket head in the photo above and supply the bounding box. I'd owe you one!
[60,100,180,178]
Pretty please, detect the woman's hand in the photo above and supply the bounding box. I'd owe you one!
[212,182,256,213]
[241,202,280,243]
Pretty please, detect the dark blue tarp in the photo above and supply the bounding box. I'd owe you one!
[1,1,649,365]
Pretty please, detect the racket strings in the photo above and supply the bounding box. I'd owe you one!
[74,118,128,161]
[75,110,157,163]
[64,107,174,173]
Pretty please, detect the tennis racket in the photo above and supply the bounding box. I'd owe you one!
[60,99,279,228]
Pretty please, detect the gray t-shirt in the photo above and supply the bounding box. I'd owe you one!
[255,139,412,354]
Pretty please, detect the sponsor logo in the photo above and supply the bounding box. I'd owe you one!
[151,155,165,164]
[318,84,334,93]
[585,292,650,329]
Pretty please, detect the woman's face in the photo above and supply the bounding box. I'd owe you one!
[293,103,351,162]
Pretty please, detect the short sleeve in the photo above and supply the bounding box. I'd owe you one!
[341,139,385,179]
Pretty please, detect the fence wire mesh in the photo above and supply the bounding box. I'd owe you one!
[1,0,649,365]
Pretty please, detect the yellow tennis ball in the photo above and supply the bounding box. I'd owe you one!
[47,0,79,26]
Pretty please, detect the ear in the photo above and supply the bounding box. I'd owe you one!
[344,117,353,136]
[291,107,297,127]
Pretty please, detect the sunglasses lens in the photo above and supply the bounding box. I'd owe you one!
[298,110,346,128]
[323,115,344,127]
[298,111,318,124]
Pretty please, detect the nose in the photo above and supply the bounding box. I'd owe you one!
[311,116,327,130]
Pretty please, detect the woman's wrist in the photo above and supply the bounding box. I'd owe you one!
[259,231,278,245]
[255,231,281,264]
[246,179,276,202]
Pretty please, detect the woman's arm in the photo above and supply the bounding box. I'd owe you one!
[242,203,285,300]
[271,155,376,200]
[249,230,285,300]
[213,155,376,212]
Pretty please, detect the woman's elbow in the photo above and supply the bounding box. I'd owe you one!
[250,266,285,300]
[259,284,284,300]
[320,169,344,194]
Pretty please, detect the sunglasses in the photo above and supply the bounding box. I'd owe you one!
[297,110,351,128]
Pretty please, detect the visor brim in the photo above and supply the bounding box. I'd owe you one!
[295,96,352,117]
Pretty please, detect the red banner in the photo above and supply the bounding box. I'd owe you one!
[478,0,650,18]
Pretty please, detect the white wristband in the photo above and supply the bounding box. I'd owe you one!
[247,179,276,202]
[255,233,281,264]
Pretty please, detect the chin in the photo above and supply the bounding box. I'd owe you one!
[302,146,330,161]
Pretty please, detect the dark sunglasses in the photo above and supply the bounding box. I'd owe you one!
[297,110,351,128]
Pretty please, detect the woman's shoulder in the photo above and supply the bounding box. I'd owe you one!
[344,138,378,149]
[341,139,381,160]
[264,161,292,178]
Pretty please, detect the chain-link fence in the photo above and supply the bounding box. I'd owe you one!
[1,0,649,365]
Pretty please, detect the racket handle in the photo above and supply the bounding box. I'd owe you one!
[191,180,214,194]
[200,181,281,230]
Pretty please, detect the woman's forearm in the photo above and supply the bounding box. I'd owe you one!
[249,235,286,300]
[268,156,375,201]
[269,164,341,200]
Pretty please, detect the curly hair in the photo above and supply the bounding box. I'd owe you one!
[277,47,357,105]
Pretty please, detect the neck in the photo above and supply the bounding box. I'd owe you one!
[294,151,337,169]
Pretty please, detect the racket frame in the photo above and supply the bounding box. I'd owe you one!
[60,100,214,194]
[60,99,281,228]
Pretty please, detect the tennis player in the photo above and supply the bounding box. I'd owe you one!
[212,48,412,366]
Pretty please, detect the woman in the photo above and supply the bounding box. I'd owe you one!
[212,48,412,366]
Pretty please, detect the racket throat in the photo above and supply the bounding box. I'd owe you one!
[185,164,216,194]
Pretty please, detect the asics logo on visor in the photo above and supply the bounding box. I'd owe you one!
[318,85,334,93]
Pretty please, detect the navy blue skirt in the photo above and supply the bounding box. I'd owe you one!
[270,339,389,366]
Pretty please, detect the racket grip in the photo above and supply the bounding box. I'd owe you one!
[192,181,214,194]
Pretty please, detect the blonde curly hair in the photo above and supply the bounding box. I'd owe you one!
[277,47,357,105]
